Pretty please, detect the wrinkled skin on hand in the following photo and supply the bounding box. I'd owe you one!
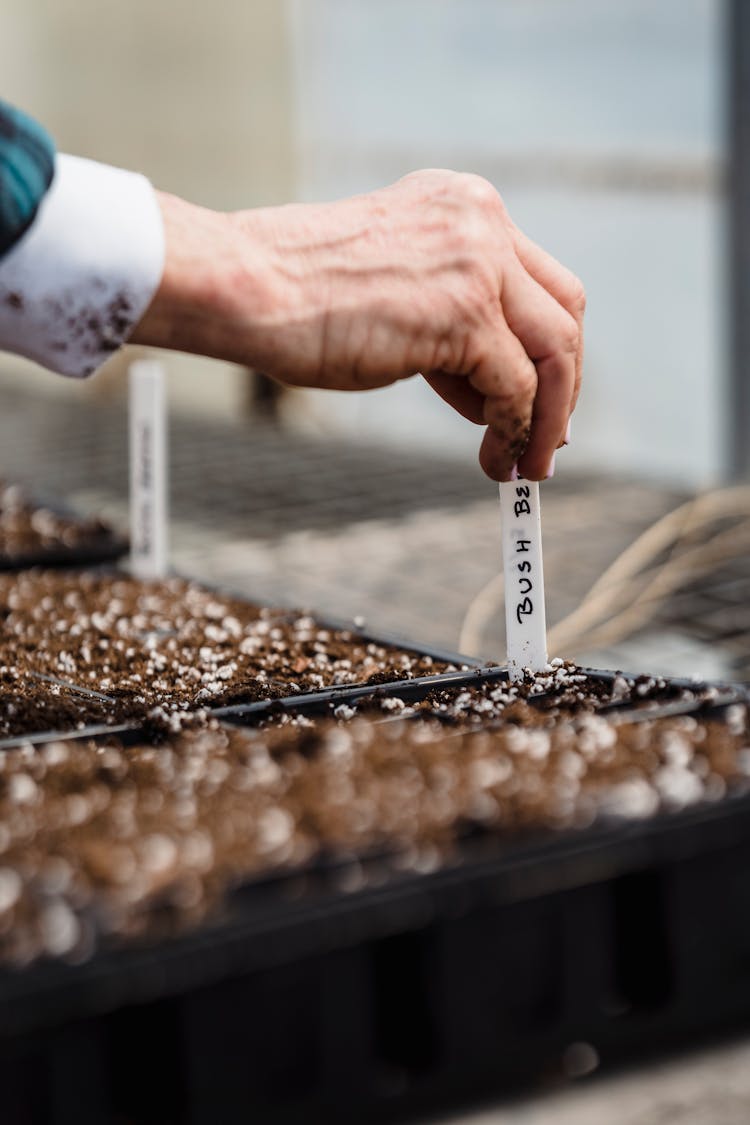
[134,170,584,481]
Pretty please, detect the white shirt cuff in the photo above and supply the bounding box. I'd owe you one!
[0,153,165,377]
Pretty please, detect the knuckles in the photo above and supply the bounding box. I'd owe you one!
[565,275,587,319]
[506,362,537,401]
[399,169,506,224]
[456,172,504,212]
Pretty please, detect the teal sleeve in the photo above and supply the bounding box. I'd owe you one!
[0,99,56,258]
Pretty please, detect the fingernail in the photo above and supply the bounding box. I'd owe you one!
[509,464,519,481]
[563,419,571,446]
[545,452,556,479]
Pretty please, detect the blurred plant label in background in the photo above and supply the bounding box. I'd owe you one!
[129,361,168,579]
[499,480,547,679]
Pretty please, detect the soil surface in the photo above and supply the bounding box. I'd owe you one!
[0,570,456,736]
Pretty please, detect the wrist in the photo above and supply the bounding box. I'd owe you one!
[131,192,275,366]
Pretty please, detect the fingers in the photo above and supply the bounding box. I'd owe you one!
[468,323,538,482]
[511,226,586,412]
[426,281,573,483]
[500,264,578,480]
[423,372,486,424]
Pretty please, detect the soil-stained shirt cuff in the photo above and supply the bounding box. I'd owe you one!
[0,153,164,377]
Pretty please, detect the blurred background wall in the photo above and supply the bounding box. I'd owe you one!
[0,0,726,486]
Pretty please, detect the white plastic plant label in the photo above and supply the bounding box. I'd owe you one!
[129,360,168,580]
[499,479,548,680]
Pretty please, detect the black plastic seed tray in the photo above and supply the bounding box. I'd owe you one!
[1,675,750,1124]
[0,529,128,571]
[0,497,128,571]
[215,663,748,726]
[0,658,741,758]
[212,664,504,722]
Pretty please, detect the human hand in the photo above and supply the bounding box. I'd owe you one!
[133,170,584,481]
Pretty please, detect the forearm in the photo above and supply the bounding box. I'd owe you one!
[132,193,306,376]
